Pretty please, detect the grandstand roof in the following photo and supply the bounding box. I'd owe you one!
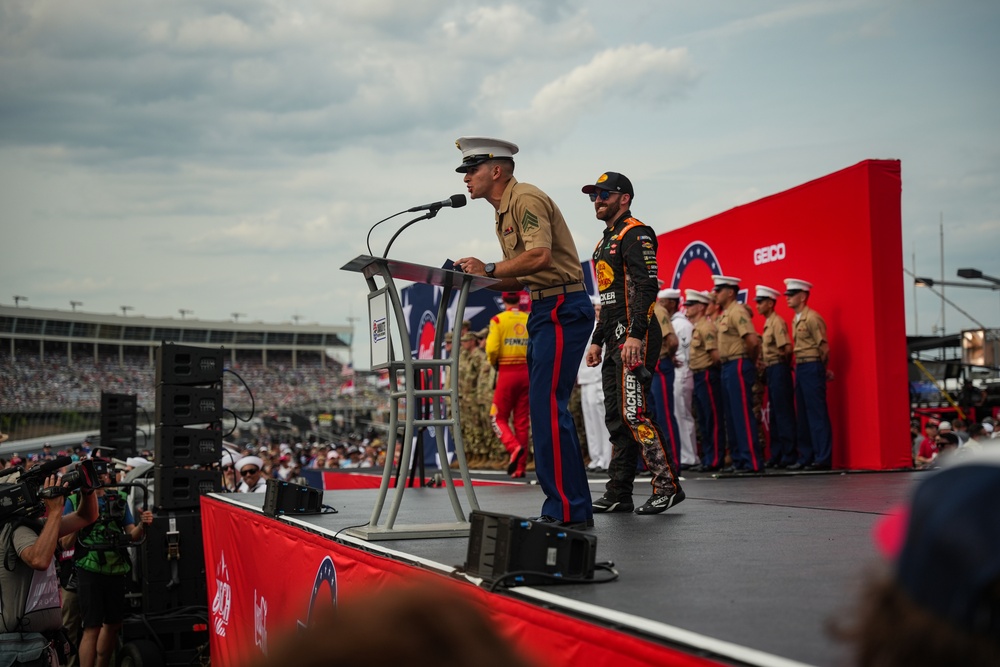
[0,305,352,350]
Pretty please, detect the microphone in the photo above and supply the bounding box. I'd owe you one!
[27,455,74,479]
[407,194,467,213]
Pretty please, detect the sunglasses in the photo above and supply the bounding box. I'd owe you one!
[588,190,617,202]
[240,468,260,476]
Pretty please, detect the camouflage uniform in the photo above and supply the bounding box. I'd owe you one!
[457,343,483,464]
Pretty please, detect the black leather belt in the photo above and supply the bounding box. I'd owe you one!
[530,282,585,301]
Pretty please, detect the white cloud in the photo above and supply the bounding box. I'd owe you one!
[498,44,700,142]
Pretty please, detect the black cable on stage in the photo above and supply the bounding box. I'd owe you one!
[484,561,619,593]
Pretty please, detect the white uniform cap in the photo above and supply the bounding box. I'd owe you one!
[755,285,781,301]
[984,423,994,433]
[784,278,813,294]
[712,275,741,289]
[938,421,953,431]
[658,288,682,300]
[220,450,237,467]
[455,136,519,173]
[236,455,264,472]
[684,289,712,305]
[125,456,149,468]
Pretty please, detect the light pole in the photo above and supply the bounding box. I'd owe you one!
[179,309,192,319]
[13,295,27,307]
[914,276,994,330]
[292,315,302,325]
[232,312,246,323]
[120,305,134,317]
[70,300,82,312]
[958,268,1000,320]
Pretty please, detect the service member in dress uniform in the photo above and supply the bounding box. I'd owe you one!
[712,275,763,473]
[686,290,726,471]
[454,137,594,528]
[650,290,682,469]
[784,278,834,471]
[754,285,797,468]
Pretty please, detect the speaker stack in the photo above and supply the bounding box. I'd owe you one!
[100,392,138,459]
[153,343,224,510]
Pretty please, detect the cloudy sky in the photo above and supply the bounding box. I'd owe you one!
[2,0,998,366]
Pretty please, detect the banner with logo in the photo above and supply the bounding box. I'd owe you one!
[202,496,721,667]
[654,159,909,469]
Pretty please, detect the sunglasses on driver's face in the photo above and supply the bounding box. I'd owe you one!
[588,190,617,202]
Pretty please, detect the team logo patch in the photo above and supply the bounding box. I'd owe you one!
[596,260,614,291]
[637,424,656,445]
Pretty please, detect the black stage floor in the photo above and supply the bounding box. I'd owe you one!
[233,469,924,667]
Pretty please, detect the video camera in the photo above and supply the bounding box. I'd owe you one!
[0,457,102,520]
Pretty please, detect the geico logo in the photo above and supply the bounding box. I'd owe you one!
[753,243,786,265]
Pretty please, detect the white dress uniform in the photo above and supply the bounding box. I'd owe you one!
[671,310,698,466]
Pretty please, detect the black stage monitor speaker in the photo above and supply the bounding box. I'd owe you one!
[263,478,324,517]
[155,426,222,467]
[465,510,597,586]
[154,467,220,510]
[156,343,225,386]
[155,386,223,426]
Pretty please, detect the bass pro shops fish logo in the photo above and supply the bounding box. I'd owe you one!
[297,556,338,632]
[211,551,232,637]
[596,260,614,292]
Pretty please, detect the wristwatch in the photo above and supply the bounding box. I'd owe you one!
[484,262,496,278]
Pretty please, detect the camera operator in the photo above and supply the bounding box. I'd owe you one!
[63,459,152,667]
[0,473,98,666]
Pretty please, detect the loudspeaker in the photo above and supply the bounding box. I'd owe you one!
[155,343,225,386]
[155,426,222,467]
[140,510,207,613]
[101,393,137,415]
[154,467,220,510]
[101,392,137,457]
[465,510,597,586]
[155,386,223,426]
[262,478,324,517]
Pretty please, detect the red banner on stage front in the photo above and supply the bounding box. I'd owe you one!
[201,496,724,667]
[656,160,909,470]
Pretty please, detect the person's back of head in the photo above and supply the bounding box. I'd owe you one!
[839,449,1000,666]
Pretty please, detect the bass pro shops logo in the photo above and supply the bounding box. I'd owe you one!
[211,551,232,637]
[297,556,338,632]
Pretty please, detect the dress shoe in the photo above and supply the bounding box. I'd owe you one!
[804,463,831,471]
[530,515,594,529]
[786,462,807,471]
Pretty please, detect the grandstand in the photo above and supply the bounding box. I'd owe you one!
[0,305,379,441]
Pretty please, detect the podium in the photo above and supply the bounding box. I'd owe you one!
[340,255,498,540]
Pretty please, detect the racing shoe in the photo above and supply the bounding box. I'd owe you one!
[635,489,686,515]
[592,494,634,513]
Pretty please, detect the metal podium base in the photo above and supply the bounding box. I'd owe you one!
[343,521,470,541]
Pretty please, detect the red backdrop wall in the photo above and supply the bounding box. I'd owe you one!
[656,159,909,470]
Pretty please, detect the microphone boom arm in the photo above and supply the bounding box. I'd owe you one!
[382,209,440,259]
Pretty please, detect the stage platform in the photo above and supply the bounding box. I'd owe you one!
[204,469,923,667]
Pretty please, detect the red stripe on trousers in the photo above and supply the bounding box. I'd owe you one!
[548,295,570,521]
[658,371,679,464]
[737,359,759,469]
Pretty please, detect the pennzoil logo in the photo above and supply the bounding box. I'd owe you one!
[596,260,614,291]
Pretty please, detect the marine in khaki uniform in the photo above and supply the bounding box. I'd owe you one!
[686,290,725,471]
[453,136,593,528]
[754,285,797,468]
[712,275,762,473]
[784,278,834,471]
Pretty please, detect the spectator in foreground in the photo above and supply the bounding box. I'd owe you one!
[837,449,1000,666]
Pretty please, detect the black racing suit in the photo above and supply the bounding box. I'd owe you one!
[591,211,681,499]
